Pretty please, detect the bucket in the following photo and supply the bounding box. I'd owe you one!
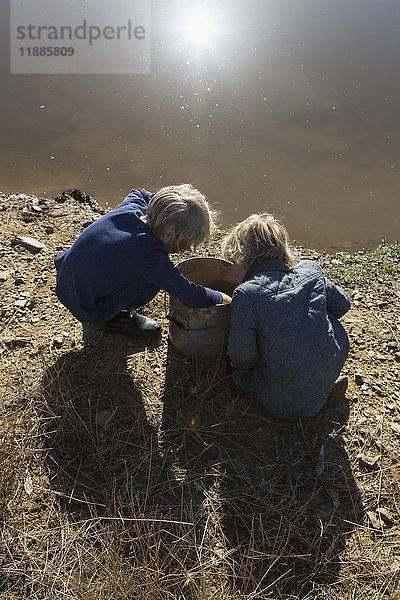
[168,257,237,360]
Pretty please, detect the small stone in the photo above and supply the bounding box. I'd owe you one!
[376,353,386,361]
[355,373,364,385]
[390,423,400,435]
[2,337,30,348]
[53,336,63,348]
[12,235,46,254]
[358,454,381,470]
[368,350,375,358]
[31,316,40,324]
[14,298,28,308]
[376,507,394,525]
[45,225,54,234]
[31,205,42,213]
[0,270,11,282]
[394,353,400,363]
[366,511,382,530]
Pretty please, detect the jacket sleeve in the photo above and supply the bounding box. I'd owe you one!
[325,278,351,318]
[118,188,154,214]
[142,246,223,308]
[228,288,259,370]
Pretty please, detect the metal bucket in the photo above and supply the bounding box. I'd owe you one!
[168,257,237,360]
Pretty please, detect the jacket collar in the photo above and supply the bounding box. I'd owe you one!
[243,259,291,282]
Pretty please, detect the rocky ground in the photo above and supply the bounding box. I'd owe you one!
[0,191,399,600]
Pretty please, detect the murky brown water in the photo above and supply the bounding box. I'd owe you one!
[1,0,400,251]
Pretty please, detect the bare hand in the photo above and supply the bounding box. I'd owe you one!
[220,292,232,304]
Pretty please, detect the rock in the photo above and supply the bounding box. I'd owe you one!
[12,235,46,254]
[0,270,11,282]
[55,188,100,210]
[45,225,54,234]
[14,299,28,309]
[394,353,400,363]
[355,373,364,385]
[390,423,400,435]
[376,507,394,525]
[24,472,34,496]
[2,337,30,348]
[366,511,382,530]
[52,336,64,348]
[358,454,381,470]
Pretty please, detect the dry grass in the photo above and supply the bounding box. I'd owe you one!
[1,322,399,600]
[0,195,400,599]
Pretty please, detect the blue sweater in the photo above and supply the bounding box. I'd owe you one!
[229,259,350,418]
[54,188,222,323]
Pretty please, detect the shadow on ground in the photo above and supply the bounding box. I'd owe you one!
[160,343,363,599]
[40,326,362,598]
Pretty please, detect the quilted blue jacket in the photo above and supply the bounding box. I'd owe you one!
[228,259,350,418]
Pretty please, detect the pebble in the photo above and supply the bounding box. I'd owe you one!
[366,511,382,530]
[376,507,394,525]
[390,423,400,435]
[0,270,11,282]
[12,235,46,254]
[358,454,381,470]
[14,299,27,308]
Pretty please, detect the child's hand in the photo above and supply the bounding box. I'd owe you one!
[220,293,231,304]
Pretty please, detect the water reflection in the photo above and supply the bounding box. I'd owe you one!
[1,0,400,250]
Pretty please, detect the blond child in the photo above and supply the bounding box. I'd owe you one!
[55,185,230,337]
[222,213,350,418]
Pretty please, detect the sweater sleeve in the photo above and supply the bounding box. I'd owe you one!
[325,278,351,318]
[118,188,154,215]
[142,246,223,308]
[228,288,259,370]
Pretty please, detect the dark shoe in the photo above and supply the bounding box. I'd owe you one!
[326,376,348,405]
[100,310,162,338]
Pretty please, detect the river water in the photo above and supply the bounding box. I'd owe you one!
[1,0,400,251]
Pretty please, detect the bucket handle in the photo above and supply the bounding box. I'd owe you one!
[164,293,228,332]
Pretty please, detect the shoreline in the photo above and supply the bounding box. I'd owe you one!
[2,188,396,255]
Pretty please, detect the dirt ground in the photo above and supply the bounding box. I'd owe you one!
[0,191,399,600]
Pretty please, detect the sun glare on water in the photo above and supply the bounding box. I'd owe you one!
[181,9,219,49]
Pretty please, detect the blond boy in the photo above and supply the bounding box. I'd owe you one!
[55,185,230,337]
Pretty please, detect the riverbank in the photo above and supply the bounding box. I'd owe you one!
[0,191,399,600]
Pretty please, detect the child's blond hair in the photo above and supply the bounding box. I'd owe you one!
[222,213,296,268]
[147,184,216,251]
